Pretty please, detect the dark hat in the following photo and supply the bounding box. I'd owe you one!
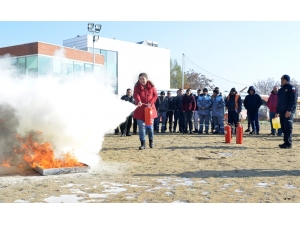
[213,89,219,94]
[160,91,165,95]
[203,88,208,92]
[230,88,237,93]
[282,74,290,82]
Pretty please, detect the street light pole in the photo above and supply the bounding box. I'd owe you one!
[87,23,102,73]
[182,53,185,89]
[93,31,95,73]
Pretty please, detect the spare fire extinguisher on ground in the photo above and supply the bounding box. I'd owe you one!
[236,123,243,144]
[144,106,153,128]
[224,124,232,143]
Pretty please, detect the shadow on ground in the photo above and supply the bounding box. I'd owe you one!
[134,169,300,178]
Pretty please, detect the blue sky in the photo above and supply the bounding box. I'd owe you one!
[1,1,300,93]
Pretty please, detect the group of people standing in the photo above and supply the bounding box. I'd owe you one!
[117,73,298,150]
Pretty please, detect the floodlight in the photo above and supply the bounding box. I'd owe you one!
[95,24,102,33]
[87,23,94,32]
[93,35,99,42]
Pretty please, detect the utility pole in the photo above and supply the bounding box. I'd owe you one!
[182,53,185,89]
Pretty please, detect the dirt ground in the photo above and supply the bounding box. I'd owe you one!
[0,122,300,203]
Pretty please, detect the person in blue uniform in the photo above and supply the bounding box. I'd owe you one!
[275,74,298,149]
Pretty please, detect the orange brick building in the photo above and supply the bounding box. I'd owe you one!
[0,42,105,76]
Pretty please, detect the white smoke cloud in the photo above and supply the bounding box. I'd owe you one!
[53,48,66,58]
[0,54,136,172]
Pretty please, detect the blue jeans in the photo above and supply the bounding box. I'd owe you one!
[154,111,167,131]
[269,112,282,135]
[137,119,154,141]
[248,111,259,132]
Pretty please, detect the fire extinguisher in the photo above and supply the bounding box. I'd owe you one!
[236,123,243,144]
[224,124,232,143]
[144,106,153,128]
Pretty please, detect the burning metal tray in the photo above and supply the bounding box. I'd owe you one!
[33,163,90,176]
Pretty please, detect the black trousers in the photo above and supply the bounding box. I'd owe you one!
[120,115,133,135]
[165,110,174,130]
[228,111,239,127]
[183,111,193,132]
[280,113,294,146]
[174,110,184,132]
[133,118,137,133]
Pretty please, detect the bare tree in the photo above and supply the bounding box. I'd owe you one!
[253,78,280,95]
[290,78,300,91]
[185,69,215,90]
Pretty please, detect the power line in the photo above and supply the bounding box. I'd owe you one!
[183,54,250,87]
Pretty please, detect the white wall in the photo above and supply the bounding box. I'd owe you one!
[63,35,170,96]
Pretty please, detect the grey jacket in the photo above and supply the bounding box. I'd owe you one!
[155,96,169,113]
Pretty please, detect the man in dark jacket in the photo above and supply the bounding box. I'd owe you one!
[120,88,135,136]
[173,88,184,133]
[243,86,262,134]
[276,74,298,149]
[154,91,169,133]
[182,88,196,134]
[225,87,242,130]
[165,90,174,132]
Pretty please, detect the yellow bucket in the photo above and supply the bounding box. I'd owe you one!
[272,117,281,129]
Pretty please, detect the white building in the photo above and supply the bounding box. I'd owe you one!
[63,35,170,95]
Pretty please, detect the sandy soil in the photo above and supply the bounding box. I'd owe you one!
[0,122,300,203]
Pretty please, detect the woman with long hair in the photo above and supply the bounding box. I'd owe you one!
[133,73,158,150]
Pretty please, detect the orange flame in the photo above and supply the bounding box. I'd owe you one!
[1,159,11,167]
[14,132,84,169]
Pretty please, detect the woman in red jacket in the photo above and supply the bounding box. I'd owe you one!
[267,86,282,136]
[133,73,158,150]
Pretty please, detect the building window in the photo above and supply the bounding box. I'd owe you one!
[26,56,38,76]
[100,50,107,60]
[106,63,117,77]
[74,62,84,75]
[106,51,117,64]
[38,56,53,76]
[53,58,62,76]
[62,59,73,75]
[17,57,26,75]
[84,63,93,73]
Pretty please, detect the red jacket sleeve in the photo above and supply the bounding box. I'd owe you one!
[147,87,158,106]
[133,86,141,105]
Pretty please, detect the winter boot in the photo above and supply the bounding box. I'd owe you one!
[139,140,146,150]
[149,139,153,148]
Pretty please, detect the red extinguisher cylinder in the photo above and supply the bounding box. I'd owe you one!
[144,106,153,128]
[236,123,243,144]
[224,124,232,143]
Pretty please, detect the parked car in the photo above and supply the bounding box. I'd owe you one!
[258,105,269,121]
